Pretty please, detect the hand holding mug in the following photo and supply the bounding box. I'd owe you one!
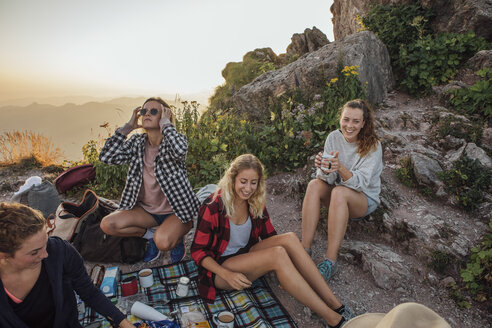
[321,151,339,174]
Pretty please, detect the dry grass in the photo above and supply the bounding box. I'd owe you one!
[0,130,63,166]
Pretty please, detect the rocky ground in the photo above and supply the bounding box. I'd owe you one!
[1,92,491,328]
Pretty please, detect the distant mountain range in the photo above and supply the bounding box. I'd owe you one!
[0,94,210,162]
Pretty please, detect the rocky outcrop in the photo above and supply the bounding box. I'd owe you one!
[331,0,409,41]
[421,0,492,42]
[232,31,394,121]
[331,0,492,42]
[285,27,330,58]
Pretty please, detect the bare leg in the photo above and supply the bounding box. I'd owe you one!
[100,206,156,237]
[251,233,342,309]
[326,186,368,261]
[153,215,192,251]
[215,246,342,326]
[301,179,334,250]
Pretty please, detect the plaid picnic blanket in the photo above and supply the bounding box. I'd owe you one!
[79,260,298,328]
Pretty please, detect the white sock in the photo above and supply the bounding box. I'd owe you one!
[142,229,155,240]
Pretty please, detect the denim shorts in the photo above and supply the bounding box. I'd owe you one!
[351,193,378,221]
[150,213,172,225]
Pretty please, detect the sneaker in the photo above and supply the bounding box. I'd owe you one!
[170,237,186,264]
[317,259,338,281]
[336,305,355,321]
[143,239,161,262]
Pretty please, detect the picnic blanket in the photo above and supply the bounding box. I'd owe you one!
[79,260,298,328]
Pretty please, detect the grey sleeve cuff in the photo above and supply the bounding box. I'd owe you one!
[159,117,172,130]
[116,123,133,136]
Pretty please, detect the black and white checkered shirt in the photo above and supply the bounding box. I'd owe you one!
[99,125,199,223]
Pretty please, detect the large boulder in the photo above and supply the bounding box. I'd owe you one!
[232,31,394,121]
[331,0,492,42]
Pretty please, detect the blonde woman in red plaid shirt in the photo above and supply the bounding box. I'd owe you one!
[191,154,354,328]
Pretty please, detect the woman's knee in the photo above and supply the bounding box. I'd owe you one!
[153,232,175,251]
[330,186,351,203]
[278,232,300,246]
[100,215,117,234]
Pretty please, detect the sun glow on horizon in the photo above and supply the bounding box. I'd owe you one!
[0,0,334,105]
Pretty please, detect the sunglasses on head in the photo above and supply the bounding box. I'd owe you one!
[140,108,159,116]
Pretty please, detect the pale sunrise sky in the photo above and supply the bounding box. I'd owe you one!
[0,0,334,105]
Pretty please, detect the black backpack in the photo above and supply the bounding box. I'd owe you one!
[70,191,147,264]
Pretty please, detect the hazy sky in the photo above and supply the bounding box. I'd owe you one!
[0,0,334,104]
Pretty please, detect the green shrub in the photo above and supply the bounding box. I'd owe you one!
[460,219,492,302]
[429,250,454,274]
[362,1,433,81]
[436,114,483,144]
[438,156,492,209]
[363,2,490,95]
[395,156,417,187]
[398,32,489,95]
[448,68,492,119]
[209,48,279,112]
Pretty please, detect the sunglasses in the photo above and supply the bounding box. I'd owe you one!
[140,108,159,116]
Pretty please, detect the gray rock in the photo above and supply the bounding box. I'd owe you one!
[464,143,492,169]
[343,241,411,290]
[286,27,330,58]
[482,127,492,153]
[410,153,443,187]
[440,276,456,287]
[332,0,492,42]
[232,31,394,121]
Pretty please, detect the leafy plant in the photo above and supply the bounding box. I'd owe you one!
[395,156,417,187]
[448,68,492,119]
[435,114,482,144]
[363,2,490,95]
[438,156,492,209]
[429,250,454,274]
[460,219,492,302]
[398,32,490,95]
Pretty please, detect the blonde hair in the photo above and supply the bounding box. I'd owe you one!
[213,154,266,219]
[340,99,379,157]
[0,202,46,256]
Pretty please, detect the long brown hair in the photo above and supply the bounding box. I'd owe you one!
[0,202,46,256]
[213,154,266,219]
[340,99,379,157]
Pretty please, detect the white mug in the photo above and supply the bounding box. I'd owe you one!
[138,268,154,288]
[213,311,235,328]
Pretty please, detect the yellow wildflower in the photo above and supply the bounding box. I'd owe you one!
[330,78,338,83]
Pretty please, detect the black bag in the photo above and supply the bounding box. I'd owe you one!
[70,191,147,264]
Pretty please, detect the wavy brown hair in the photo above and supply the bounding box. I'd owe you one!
[0,202,45,256]
[213,154,266,219]
[340,99,379,157]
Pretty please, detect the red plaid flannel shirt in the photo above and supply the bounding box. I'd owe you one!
[191,192,277,303]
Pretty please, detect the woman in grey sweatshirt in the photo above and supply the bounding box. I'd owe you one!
[301,99,383,282]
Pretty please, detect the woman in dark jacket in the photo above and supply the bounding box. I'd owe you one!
[0,202,133,328]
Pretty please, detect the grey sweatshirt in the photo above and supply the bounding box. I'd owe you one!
[316,129,383,204]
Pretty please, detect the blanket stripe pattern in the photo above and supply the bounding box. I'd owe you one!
[79,260,298,328]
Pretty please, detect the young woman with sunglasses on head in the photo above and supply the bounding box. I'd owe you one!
[0,202,134,328]
[99,97,200,263]
[191,154,354,328]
